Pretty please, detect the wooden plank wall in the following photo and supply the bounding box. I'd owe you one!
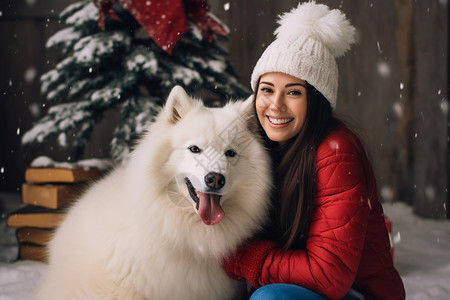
[1,0,448,218]
[411,0,448,218]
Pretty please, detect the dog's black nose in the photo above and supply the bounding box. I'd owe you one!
[204,172,225,190]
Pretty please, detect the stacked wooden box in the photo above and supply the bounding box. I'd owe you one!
[7,167,102,262]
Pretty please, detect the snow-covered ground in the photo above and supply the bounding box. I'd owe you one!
[383,202,450,299]
[0,193,449,299]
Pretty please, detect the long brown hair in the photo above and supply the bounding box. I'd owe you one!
[254,80,339,250]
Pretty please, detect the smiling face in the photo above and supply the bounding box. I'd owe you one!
[255,72,308,143]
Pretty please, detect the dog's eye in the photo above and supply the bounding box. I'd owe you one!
[188,145,202,153]
[225,149,237,157]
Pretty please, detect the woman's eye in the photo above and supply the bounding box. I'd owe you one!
[288,90,302,96]
[225,149,237,157]
[260,87,273,93]
[188,145,201,153]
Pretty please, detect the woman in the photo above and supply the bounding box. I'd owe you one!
[223,2,405,300]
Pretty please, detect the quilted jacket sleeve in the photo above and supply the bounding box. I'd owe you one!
[258,135,372,300]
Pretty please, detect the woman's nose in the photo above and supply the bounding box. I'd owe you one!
[269,93,286,111]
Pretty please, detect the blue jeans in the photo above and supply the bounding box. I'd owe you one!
[249,283,365,300]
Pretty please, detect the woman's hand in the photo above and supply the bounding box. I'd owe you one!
[222,238,277,288]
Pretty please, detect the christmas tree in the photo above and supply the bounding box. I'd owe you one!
[22,0,249,163]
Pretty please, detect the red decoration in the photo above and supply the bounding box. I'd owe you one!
[93,0,228,54]
[93,0,120,30]
[185,0,228,44]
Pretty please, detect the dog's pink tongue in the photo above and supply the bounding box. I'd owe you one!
[198,192,224,225]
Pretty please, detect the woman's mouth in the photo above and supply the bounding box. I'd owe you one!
[267,116,294,125]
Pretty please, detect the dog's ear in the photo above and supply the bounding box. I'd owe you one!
[163,85,197,124]
[235,94,260,133]
[237,94,255,117]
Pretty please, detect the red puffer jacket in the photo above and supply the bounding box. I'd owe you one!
[223,125,405,300]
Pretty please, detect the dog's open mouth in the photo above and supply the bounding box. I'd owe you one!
[185,177,225,225]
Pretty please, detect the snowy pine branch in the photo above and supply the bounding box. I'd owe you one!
[22,0,250,163]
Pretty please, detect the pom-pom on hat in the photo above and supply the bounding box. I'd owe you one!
[250,1,356,109]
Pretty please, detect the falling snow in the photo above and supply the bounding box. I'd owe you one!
[23,67,37,84]
[424,186,436,200]
[440,98,449,115]
[329,141,339,150]
[377,61,391,77]
[25,0,36,7]
[376,41,382,53]
[393,101,403,118]
[380,185,395,202]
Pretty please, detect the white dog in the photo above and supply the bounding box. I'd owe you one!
[34,86,272,299]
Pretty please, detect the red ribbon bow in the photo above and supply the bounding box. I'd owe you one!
[94,0,228,54]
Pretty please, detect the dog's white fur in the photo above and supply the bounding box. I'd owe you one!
[34,86,272,300]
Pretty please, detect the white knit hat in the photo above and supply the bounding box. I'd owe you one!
[250,1,356,109]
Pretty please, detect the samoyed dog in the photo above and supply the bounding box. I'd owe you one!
[34,86,271,300]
